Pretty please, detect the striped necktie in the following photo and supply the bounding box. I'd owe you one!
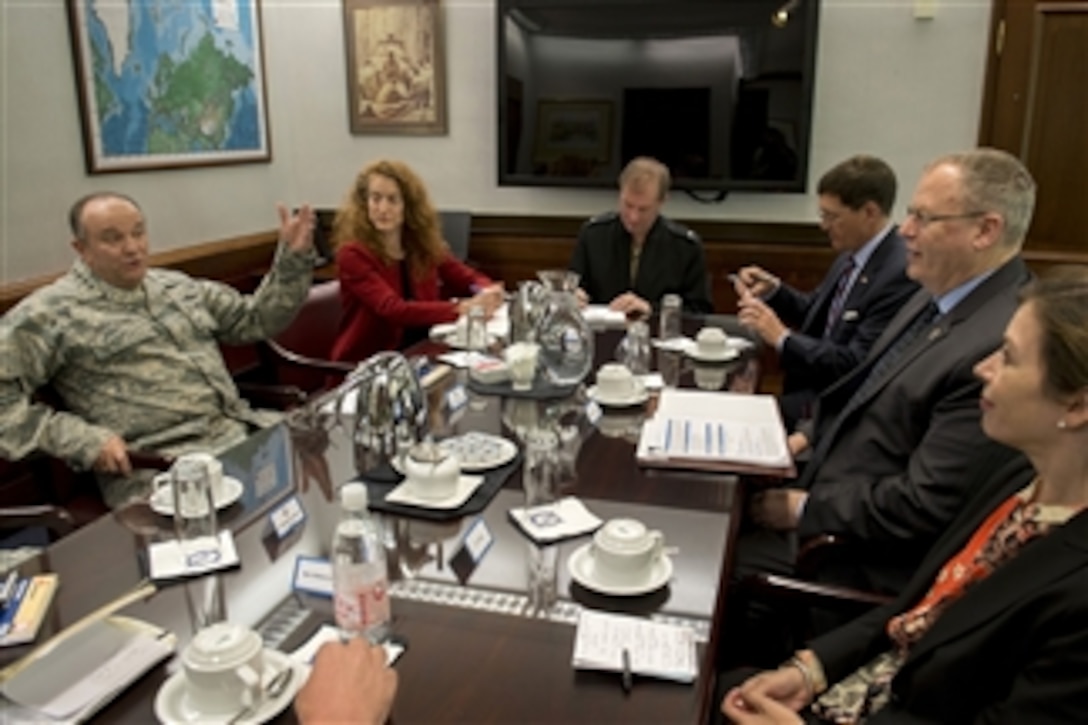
[823,257,856,337]
[848,300,940,408]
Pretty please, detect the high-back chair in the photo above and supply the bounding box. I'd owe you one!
[259,280,354,395]
[438,210,472,261]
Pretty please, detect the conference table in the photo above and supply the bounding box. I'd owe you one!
[2,318,774,724]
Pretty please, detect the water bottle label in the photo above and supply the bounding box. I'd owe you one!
[334,579,391,631]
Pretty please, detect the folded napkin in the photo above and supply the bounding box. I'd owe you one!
[508,497,603,545]
[582,305,627,326]
[148,531,240,581]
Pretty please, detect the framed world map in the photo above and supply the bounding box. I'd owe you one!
[66,0,271,173]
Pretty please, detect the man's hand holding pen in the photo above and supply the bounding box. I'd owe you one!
[731,266,781,298]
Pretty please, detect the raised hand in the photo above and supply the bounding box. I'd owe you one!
[277,203,316,254]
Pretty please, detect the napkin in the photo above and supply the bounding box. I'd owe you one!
[508,497,603,545]
[582,305,627,326]
[148,531,240,582]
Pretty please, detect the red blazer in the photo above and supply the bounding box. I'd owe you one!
[331,242,492,362]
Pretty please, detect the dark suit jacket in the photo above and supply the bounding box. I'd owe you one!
[797,256,1032,593]
[811,457,1088,723]
[569,213,713,313]
[769,227,918,426]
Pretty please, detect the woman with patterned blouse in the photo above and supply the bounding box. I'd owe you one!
[722,266,1088,724]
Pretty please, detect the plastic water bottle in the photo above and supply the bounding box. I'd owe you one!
[332,483,391,642]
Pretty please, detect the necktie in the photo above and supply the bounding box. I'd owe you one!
[848,300,940,408]
[804,300,941,481]
[823,257,856,337]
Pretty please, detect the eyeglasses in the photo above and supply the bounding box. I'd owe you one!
[905,207,987,227]
[817,208,843,223]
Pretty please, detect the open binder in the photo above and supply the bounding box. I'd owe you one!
[636,389,796,478]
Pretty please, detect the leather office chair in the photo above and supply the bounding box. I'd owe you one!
[258,280,353,397]
[438,210,472,262]
[730,533,894,662]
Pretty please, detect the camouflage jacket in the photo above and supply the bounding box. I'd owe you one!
[0,244,313,471]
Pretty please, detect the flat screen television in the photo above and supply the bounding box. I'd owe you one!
[497,0,821,193]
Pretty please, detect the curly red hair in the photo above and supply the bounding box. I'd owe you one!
[332,159,447,277]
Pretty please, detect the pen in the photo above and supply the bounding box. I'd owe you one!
[621,647,633,695]
[0,571,17,605]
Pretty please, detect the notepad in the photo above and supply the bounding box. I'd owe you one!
[0,573,59,647]
[571,610,697,683]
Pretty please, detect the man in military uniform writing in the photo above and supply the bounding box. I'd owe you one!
[0,192,316,507]
[569,157,713,316]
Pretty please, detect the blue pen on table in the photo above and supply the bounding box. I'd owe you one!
[684,421,691,454]
[621,647,633,695]
[0,578,29,637]
[718,424,726,457]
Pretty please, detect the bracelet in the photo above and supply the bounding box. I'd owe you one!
[784,655,816,699]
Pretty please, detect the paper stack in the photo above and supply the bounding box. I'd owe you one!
[636,389,793,476]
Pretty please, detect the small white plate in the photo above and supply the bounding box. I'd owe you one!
[429,324,499,350]
[567,543,673,596]
[149,476,245,516]
[437,432,519,472]
[685,347,740,363]
[385,474,485,510]
[154,649,306,725]
[586,385,650,408]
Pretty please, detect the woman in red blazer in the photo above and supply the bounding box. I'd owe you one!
[330,160,502,362]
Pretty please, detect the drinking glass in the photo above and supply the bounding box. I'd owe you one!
[615,320,651,374]
[659,293,682,340]
[171,457,226,630]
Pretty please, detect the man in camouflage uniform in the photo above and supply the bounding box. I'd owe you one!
[569,156,713,316]
[0,192,316,507]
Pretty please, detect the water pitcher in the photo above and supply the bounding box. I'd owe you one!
[535,270,594,386]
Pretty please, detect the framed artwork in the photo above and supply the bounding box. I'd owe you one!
[342,0,448,135]
[532,100,613,170]
[66,0,272,173]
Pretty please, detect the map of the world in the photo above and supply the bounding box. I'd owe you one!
[71,0,269,171]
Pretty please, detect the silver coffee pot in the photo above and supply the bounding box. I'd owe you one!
[337,351,428,475]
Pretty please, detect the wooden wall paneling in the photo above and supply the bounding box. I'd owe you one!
[0,230,279,315]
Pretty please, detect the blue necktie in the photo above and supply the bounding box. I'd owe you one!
[823,257,856,338]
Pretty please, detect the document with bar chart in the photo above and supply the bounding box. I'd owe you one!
[636,390,794,477]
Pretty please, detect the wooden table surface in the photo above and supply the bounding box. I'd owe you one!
[3,319,766,724]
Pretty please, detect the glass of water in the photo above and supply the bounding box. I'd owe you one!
[659,293,682,340]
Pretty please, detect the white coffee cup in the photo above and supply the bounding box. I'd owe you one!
[504,342,540,391]
[589,518,664,587]
[182,622,265,716]
[695,327,731,359]
[694,364,728,390]
[595,363,644,403]
[153,452,226,502]
[402,446,461,501]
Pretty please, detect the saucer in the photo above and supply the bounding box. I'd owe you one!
[586,385,650,408]
[437,432,519,472]
[150,476,244,516]
[385,474,485,510]
[567,543,673,596]
[685,346,740,363]
[154,649,306,725]
[429,324,499,350]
